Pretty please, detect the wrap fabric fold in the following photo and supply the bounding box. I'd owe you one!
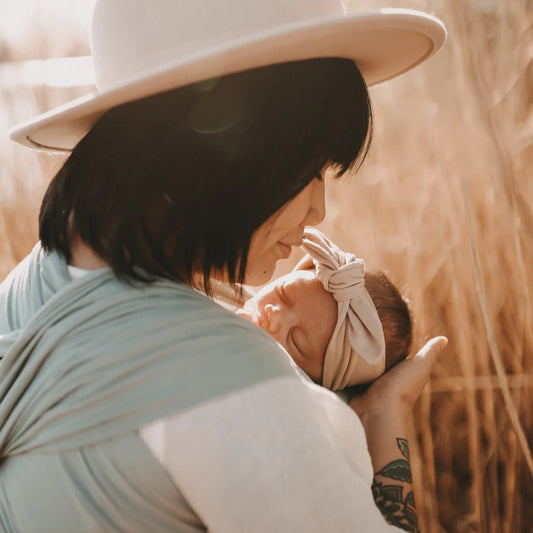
[300,229,386,390]
[0,244,290,459]
[0,243,297,530]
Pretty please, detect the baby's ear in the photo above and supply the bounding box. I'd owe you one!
[292,254,314,272]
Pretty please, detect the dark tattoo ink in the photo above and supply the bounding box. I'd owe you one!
[398,437,410,461]
[377,459,412,483]
[372,438,419,533]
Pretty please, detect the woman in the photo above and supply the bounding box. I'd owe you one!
[1,0,447,531]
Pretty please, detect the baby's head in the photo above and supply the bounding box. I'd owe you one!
[239,269,338,382]
[363,270,413,373]
[239,229,412,390]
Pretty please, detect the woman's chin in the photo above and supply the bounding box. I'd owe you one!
[243,263,276,287]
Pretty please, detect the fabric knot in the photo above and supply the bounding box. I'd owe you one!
[317,260,365,302]
[300,228,386,390]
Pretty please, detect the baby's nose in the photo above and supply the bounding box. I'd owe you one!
[264,304,288,336]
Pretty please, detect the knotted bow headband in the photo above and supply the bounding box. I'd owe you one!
[300,228,386,390]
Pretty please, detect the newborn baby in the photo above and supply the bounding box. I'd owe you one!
[238,229,412,391]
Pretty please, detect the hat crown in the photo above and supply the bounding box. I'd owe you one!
[92,0,347,91]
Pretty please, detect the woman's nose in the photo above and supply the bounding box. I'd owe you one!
[304,177,326,227]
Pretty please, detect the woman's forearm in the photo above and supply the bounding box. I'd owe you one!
[359,409,419,533]
[349,337,447,532]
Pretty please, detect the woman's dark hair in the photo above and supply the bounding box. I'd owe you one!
[40,58,372,294]
[365,270,413,370]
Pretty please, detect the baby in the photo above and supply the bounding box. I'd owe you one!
[237,228,412,391]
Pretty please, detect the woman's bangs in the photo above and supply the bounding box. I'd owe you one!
[316,62,373,176]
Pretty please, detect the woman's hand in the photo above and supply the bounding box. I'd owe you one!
[349,336,448,424]
[348,336,447,531]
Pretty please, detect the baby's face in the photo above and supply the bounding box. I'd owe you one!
[238,270,337,382]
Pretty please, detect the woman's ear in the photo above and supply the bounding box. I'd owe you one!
[292,254,314,272]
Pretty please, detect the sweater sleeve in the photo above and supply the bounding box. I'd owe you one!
[139,375,403,533]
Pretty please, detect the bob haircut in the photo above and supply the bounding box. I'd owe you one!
[39,58,373,294]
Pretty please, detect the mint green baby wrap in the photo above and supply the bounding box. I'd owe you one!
[0,244,293,531]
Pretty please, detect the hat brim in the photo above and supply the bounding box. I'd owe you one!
[9,9,446,152]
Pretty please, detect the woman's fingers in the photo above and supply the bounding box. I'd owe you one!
[406,336,448,383]
[349,336,448,418]
[398,336,448,400]
[411,336,448,362]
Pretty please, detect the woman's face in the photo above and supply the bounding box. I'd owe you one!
[238,269,337,382]
[245,176,326,286]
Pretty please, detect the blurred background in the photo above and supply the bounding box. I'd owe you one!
[0,0,531,531]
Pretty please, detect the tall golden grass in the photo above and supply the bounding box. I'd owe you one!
[1,1,532,531]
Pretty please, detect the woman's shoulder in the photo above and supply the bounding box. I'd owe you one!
[147,280,286,354]
[84,275,298,378]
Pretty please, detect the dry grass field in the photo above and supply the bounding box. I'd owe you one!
[1,1,532,531]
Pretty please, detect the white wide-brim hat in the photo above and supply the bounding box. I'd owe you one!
[9,0,446,152]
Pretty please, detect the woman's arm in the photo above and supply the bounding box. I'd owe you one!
[349,337,448,532]
[140,375,405,532]
[359,410,419,532]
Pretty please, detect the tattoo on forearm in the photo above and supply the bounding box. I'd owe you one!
[371,438,419,533]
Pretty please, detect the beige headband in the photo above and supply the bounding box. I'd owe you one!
[300,229,386,390]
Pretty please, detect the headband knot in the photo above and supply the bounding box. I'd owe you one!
[301,228,386,390]
[317,259,365,303]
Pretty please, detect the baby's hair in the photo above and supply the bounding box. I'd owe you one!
[364,270,413,370]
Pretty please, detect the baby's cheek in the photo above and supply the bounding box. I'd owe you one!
[303,350,325,383]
